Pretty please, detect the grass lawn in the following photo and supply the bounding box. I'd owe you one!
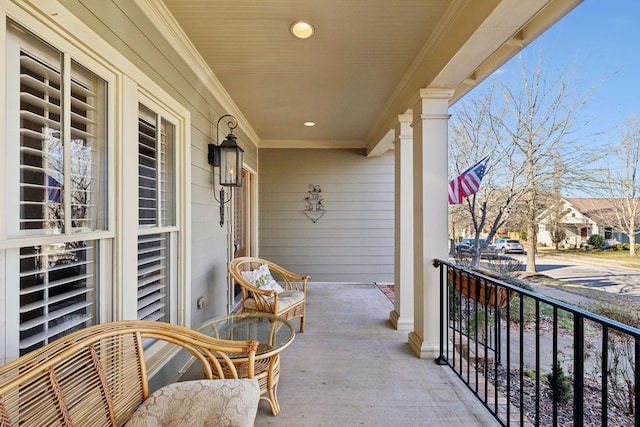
[537,247,640,268]
[519,249,640,327]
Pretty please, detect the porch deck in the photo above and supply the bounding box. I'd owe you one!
[251,282,499,426]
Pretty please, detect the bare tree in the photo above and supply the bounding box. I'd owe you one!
[540,158,570,250]
[599,115,640,256]
[492,57,598,272]
[450,55,600,272]
[449,82,526,267]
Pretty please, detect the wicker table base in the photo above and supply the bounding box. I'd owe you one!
[197,313,295,415]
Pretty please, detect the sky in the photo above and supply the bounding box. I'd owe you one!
[523,0,640,142]
[452,1,640,194]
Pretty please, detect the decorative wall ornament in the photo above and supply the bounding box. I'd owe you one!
[304,184,326,223]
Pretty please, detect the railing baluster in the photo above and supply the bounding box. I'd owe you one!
[602,325,608,427]
[552,306,558,427]
[473,277,479,393]
[635,336,640,427]
[519,293,524,427]
[506,289,511,426]
[466,272,471,382]
[485,300,489,407]
[574,314,584,425]
[535,299,540,426]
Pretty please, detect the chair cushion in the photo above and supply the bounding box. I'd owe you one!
[125,379,259,427]
[244,290,304,312]
[240,264,284,293]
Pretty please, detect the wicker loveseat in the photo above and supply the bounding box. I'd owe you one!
[229,257,309,332]
[0,320,260,426]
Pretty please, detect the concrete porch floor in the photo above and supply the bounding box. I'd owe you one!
[251,282,499,426]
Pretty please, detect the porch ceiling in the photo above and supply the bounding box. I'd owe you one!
[158,0,581,154]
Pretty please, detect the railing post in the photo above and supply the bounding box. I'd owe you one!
[433,259,447,365]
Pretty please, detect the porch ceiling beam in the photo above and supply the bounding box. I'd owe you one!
[365,0,582,157]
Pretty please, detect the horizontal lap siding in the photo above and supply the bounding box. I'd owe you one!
[259,148,394,283]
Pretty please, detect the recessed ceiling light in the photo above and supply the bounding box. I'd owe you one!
[291,21,314,39]
[304,121,315,127]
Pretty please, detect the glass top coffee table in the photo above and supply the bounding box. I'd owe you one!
[196,313,295,415]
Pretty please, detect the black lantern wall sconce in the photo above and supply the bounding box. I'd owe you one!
[208,114,244,227]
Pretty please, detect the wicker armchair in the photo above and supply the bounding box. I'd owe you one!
[229,257,309,332]
[0,320,260,426]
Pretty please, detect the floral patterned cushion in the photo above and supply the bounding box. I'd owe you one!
[240,264,285,293]
[125,379,259,427]
[243,290,304,311]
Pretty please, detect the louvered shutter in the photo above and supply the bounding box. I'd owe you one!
[18,241,96,355]
[137,234,168,322]
[138,106,157,226]
[19,50,64,231]
[137,105,175,321]
[69,60,105,231]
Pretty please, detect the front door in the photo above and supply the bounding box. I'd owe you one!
[230,169,255,309]
[233,169,254,258]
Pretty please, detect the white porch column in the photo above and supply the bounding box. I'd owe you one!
[408,88,453,359]
[389,111,414,330]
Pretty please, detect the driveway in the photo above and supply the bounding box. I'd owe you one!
[510,253,640,298]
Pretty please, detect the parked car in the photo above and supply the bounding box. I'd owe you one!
[454,243,473,256]
[455,239,493,258]
[490,238,525,254]
[459,238,489,248]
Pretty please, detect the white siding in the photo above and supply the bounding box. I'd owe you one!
[259,149,394,283]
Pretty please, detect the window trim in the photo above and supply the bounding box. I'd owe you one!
[119,89,190,326]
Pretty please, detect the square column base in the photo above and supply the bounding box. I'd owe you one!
[408,331,440,359]
[389,310,413,331]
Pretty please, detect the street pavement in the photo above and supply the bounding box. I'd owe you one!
[510,253,640,298]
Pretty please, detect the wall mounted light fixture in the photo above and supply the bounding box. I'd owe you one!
[208,114,244,226]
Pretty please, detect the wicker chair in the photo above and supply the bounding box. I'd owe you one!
[229,257,309,332]
[0,320,260,426]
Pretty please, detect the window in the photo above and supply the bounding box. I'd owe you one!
[4,21,108,357]
[605,227,613,240]
[9,23,107,235]
[2,14,187,364]
[137,104,176,322]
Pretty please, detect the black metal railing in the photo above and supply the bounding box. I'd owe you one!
[434,259,640,427]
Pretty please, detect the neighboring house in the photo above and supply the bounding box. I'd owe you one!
[0,0,579,383]
[537,198,639,247]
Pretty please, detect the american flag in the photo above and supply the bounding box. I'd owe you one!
[448,156,489,204]
[47,175,62,203]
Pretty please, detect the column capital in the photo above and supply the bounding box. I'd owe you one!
[393,111,414,144]
[419,87,455,100]
[413,90,452,123]
[397,110,413,124]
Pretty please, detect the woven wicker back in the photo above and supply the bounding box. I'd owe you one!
[230,257,264,275]
[0,321,258,427]
[0,330,144,426]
